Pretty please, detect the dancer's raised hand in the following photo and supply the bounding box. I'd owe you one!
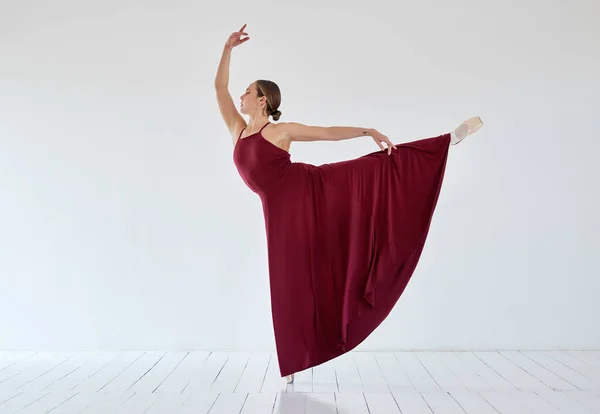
[225,24,249,50]
[372,130,396,155]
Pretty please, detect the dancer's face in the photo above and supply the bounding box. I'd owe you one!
[240,82,266,116]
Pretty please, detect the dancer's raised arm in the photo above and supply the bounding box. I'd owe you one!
[214,24,249,143]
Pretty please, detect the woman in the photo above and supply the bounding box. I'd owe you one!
[214,25,482,384]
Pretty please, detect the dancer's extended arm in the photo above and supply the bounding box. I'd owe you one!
[279,122,396,153]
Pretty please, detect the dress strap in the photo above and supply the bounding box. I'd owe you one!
[258,121,270,133]
[237,122,269,140]
[238,126,246,140]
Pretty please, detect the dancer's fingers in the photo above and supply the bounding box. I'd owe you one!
[373,138,385,151]
[382,137,394,154]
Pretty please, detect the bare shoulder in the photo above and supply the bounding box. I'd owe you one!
[262,122,292,151]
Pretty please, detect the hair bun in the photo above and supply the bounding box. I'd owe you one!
[271,109,282,121]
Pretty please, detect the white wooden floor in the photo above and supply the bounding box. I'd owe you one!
[1,351,600,413]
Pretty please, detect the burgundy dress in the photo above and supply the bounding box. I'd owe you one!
[233,121,451,377]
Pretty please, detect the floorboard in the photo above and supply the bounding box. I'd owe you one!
[0,350,598,413]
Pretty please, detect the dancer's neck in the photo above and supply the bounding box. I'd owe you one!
[248,116,269,133]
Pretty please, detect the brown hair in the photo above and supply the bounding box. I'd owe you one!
[255,80,282,121]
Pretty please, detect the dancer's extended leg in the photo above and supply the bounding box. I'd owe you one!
[451,116,483,145]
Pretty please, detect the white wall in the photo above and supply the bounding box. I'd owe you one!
[1,0,598,352]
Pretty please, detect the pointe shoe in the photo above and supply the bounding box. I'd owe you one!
[285,374,295,384]
[451,116,483,145]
